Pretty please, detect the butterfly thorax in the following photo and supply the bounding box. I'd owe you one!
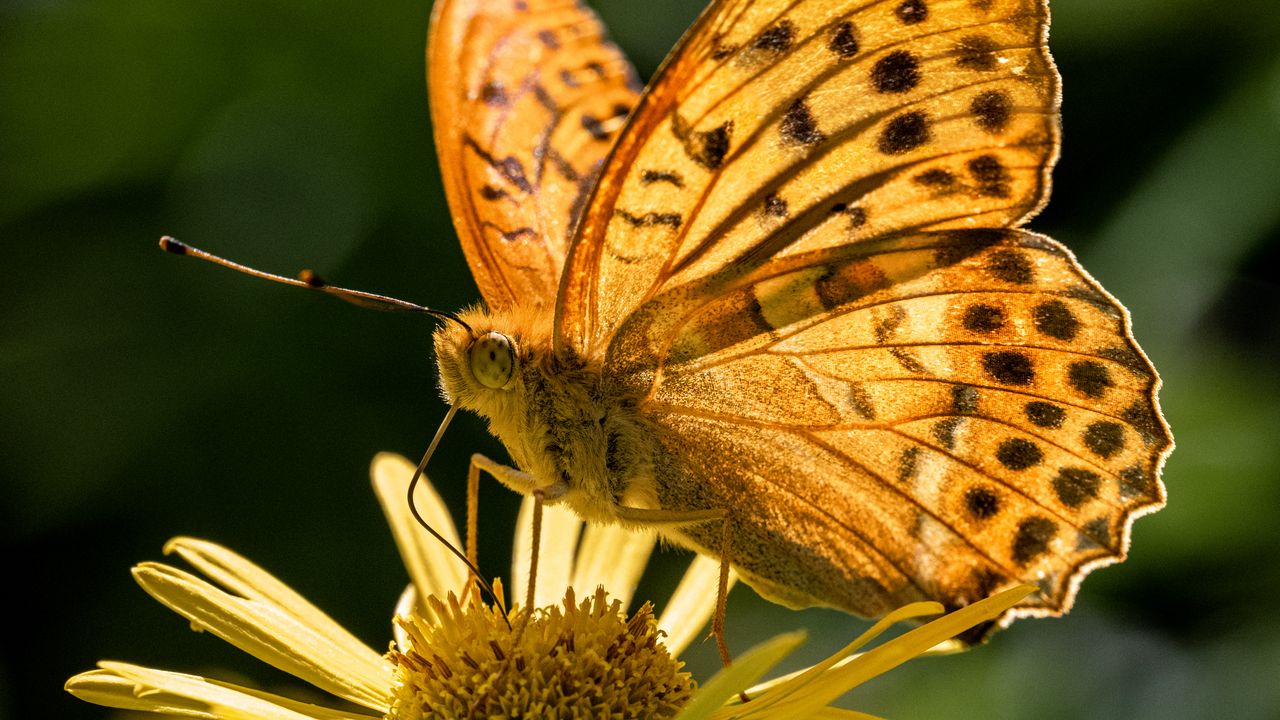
[433,305,660,525]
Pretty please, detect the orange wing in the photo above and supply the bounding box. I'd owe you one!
[555,0,1058,351]
[636,229,1170,631]
[428,0,641,310]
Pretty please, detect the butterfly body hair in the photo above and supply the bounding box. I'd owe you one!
[434,304,664,527]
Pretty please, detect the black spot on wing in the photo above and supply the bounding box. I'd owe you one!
[464,136,534,194]
[1033,300,1081,341]
[897,445,919,482]
[915,168,956,188]
[895,0,929,25]
[1053,468,1101,508]
[537,29,560,49]
[480,81,508,106]
[1082,421,1125,458]
[615,209,683,229]
[996,438,1043,470]
[933,229,1007,267]
[877,111,930,154]
[872,51,922,94]
[1119,464,1156,499]
[956,35,999,70]
[829,21,860,58]
[500,227,537,243]
[1078,517,1112,551]
[686,122,733,170]
[1012,517,1056,564]
[1068,360,1113,398]
[762,192,789,217]
[965,486,1000,519]
[986,249,1034,284]
[952,384,979,414]
[891,348,926,373]
[1025,401,1065,428]
[780,98,825,146]
[933,417,963,449]
[1122,400,1163,445]
[967,155,1011,198]
[848,382,877,420]
[963,304,1004,333]
[1099,346,1153,378]
[641,170,684,188]
[983,351,1034,386]
[581,114,611,141]
[753,20,795,52]
[971,90,1012,132]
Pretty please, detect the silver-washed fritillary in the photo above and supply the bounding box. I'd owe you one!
[429,0,1172,641]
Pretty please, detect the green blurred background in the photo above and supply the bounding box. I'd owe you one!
[3,0,1279,717]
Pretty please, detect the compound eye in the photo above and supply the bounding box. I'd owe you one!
[468,332,515,389]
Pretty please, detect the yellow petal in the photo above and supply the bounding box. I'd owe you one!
[67,662,377,720]
[512,496,582,609]
[752,586,1035,717]
[673,631,807,720]
[657,554,738,657]
[132,562,393,712]
[730,600,944,715]
[163,538,378,680]
[370,452,468,614]
[571,522,656,608]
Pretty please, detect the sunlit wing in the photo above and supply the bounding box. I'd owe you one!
[428,0,642,310]
[556,0,1058,352]
[639,229,1170,632]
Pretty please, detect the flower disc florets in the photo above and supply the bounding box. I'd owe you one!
[387,586,695,719]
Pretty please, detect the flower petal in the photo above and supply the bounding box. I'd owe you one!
[730,600,944,713]
[163,538,379,677]
[371,452,468,610]
[67,662,378,720]
[132,562,393,712]
[512,496,582,609]
[571,522,656,608]
[673,631,806,720]
[657,554,738,657]
[746,586,1035,717]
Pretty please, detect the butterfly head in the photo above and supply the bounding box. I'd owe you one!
[431,307,542,420]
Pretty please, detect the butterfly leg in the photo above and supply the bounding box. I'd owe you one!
[469,452,569,501]
[714,516,737,677]
[612,505,739,674]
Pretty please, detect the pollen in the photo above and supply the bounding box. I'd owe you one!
[386,586,695,719]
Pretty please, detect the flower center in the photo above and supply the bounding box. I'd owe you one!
[386,586,695,719]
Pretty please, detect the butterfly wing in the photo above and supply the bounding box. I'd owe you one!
[638,229,1170,632]
[428,0,641,310]
[556,0,1058,350]
[552,0,1169,628]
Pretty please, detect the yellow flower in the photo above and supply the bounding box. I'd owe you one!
[66,452,1032,719]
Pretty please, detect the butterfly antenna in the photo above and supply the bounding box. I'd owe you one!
[408,404,512,628]
[158,237,472,334]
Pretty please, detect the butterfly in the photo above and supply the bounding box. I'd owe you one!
[162,0,1169,642]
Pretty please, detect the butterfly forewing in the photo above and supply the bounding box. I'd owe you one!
[557,0,1058,351]
[429,0,641,310]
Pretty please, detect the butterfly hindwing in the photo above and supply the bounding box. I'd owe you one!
[642,229,1169,627]
[429,0,641,310]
